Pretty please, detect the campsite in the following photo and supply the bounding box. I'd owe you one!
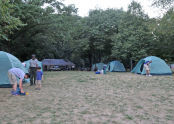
[1,0,174,123]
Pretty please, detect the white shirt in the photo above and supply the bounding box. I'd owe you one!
[30,59,38,67]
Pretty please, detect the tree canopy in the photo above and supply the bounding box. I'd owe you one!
[0,0,173,69]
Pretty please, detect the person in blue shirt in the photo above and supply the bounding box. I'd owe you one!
[35,67,43,90]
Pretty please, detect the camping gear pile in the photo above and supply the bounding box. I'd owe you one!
[11,87,29,96]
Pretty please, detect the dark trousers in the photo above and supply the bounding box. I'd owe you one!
[30,67,37,85]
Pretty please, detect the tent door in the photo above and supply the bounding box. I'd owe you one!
[140,64,144,72]
[140,60,145,72]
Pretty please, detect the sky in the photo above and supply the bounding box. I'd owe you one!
[63,0,165,18]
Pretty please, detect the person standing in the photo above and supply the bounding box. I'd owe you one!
[29,54,38,85]
[144,61,152,76]
[35,67,43,90]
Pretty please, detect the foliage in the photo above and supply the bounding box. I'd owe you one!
[0,0,173,69]
[0,0,24,40]
[152,8,174,62]
[111,2,153,66]
[152,0,174,8]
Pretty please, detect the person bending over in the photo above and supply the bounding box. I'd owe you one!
[8,68,30,93]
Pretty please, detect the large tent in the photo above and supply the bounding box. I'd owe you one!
[42,59,75,70]
[92,63,106,71]
[106,61,126,72]
[131,56,172,75]
[0,51,27,88]
[24,60,43,72]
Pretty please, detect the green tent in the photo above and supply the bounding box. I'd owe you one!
[106,61,126,72]
[131,56,172,75]
[92,63,106,71]
[0,51,27,88]
[24,60,43,72]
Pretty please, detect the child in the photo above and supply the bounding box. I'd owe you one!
[144,61,152,76]
[35,67,43,90]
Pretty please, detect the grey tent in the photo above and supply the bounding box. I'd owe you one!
[42,59,67,66]
[42,59,75,70]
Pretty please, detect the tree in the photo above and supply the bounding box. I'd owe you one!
[1,0,79,61]
[0,0,24,40]
[74,9,125,67]
[152,9,174,62]
[112,2,153,68]
[128,1,148,19]
[152,0,174,8]
[1,0,173,69]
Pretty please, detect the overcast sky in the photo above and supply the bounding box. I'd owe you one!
[63,0,165,18]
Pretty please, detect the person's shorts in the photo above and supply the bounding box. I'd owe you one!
[8,71,17,84]
[36,80,42,84]
[144,64,150,71]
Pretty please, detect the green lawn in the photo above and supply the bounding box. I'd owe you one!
[0,71,174,124]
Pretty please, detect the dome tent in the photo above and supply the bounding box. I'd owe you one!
[131,56,172,75]
[0,51,28,88]
[106,61,126,72]
[92,63,106,71]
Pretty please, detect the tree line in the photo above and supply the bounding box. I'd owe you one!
[0,0,174,69]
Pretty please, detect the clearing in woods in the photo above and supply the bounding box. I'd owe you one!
[0,71,174,123]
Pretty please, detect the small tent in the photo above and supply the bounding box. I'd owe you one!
[0,51,27,88]
[24,60,43,72]
[131,56,172,75]
[106,61,126,72]
[92,63,106,71]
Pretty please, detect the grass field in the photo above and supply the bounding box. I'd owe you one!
[0,71,174,124]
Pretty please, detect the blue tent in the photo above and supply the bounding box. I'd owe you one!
[92,63,106,71]
[131,56,172,75]
[106,61,126,72]
[0,51,27,88]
